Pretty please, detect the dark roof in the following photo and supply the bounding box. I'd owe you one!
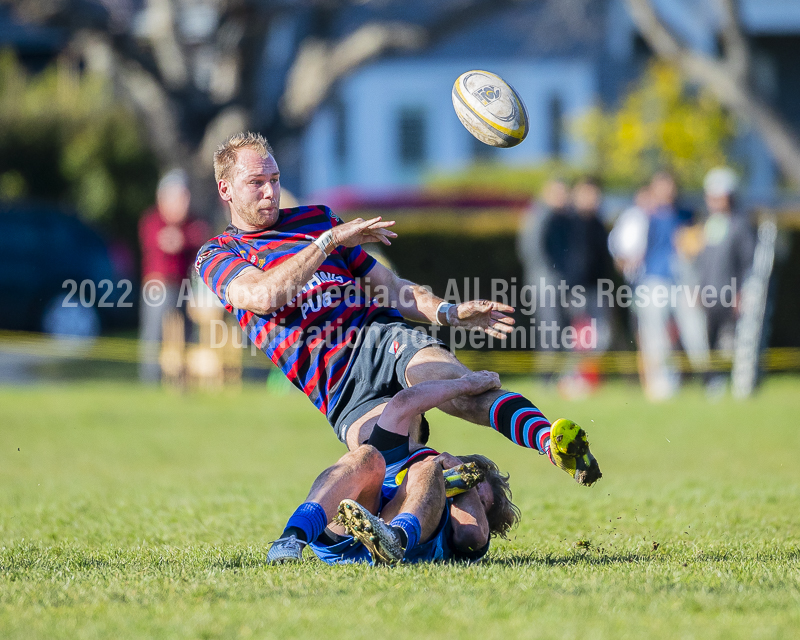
[330,0,609,59]
[0,5,64,54]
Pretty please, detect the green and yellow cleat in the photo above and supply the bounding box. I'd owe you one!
[550,418,602,486]
[443,462,485,498]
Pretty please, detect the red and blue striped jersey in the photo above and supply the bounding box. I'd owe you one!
[195,205,402,416]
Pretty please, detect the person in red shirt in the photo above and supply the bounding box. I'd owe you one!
[138,169,208,382]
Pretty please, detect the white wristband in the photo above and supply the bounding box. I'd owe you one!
[313,230,335,255]
[436,301,455,326]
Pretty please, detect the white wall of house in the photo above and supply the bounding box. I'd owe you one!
[302,59,596,196]
[741,0,800,32]
[301,0,800,200]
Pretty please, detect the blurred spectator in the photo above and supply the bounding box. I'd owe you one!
[565,179,612,287]
[697,167,756,391]
[517,178,570,353]
[138,169,208,382]
[608,184,651,284]
[557,177,613,397]
[632,171,708,400]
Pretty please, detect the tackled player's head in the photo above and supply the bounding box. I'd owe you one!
[458,454,520,539]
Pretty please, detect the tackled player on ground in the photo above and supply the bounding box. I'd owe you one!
[267,370,520,565]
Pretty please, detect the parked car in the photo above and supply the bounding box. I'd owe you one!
[0,202,136,335]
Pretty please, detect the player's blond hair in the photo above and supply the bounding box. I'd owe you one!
[458,454,521,539]
[213,131,274,183]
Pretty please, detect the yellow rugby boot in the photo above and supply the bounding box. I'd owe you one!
[550,418,602,486]
[443,462,485,498]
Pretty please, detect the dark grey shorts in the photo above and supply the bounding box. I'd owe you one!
[327,316,445,443]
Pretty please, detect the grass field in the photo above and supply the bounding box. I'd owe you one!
[1,377,799,639]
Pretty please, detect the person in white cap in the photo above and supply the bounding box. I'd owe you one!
[625,171,708,401]
[697,167,757,374]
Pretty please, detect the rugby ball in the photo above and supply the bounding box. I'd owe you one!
[452,70,529,148]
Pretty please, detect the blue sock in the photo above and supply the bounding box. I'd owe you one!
[389,512,422,551]
[282,502,327,543]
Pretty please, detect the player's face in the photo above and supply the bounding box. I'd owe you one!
[221,148,281,231]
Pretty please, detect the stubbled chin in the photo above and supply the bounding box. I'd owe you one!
[240,209,277,229]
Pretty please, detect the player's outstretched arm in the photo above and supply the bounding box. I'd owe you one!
[379,371,501,437]
[225,216,396,315]
[360,262,516,340]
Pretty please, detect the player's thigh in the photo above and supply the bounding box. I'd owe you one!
[404,345,471,387]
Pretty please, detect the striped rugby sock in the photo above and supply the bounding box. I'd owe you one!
[489,392,553,462]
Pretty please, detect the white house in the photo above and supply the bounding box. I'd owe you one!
[303,59,595,194]
[299,0,800,203]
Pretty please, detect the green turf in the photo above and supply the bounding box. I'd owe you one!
[1,377,799,639]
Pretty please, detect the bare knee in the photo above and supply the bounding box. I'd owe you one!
[346,444,385,480]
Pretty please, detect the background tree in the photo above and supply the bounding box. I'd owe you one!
[3,0,532,215]
[625,0,800,187]
[0,50,158,242]
[576,61,735,190]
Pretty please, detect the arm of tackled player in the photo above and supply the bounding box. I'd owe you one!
[433,452,491,552]
[448,485,491,552]
[225,216,396,315]
[358,261,445,325]
[378,371,501,437]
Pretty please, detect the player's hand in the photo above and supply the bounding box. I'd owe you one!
[331,216,397,248]
[448,300,515,339]
[433,452,463,470]
[461,370,501,395]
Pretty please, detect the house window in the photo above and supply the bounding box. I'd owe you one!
[548,95,564,159]
[398,107,426,167]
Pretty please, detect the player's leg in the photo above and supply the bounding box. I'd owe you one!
[405,346,552,452]
[380,455,446,543]
[404,345,492,423]
[404,346,601,485]
[304,444,385,518]
[337,456,447,565]
[268,445,385,564]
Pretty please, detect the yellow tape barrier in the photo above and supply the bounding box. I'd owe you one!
[1,330,799,375]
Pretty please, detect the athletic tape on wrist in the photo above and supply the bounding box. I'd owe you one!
[436,301,454,326]
[313,230,334,255]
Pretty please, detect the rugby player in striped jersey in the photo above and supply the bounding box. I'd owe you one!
[196,132,600,486]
